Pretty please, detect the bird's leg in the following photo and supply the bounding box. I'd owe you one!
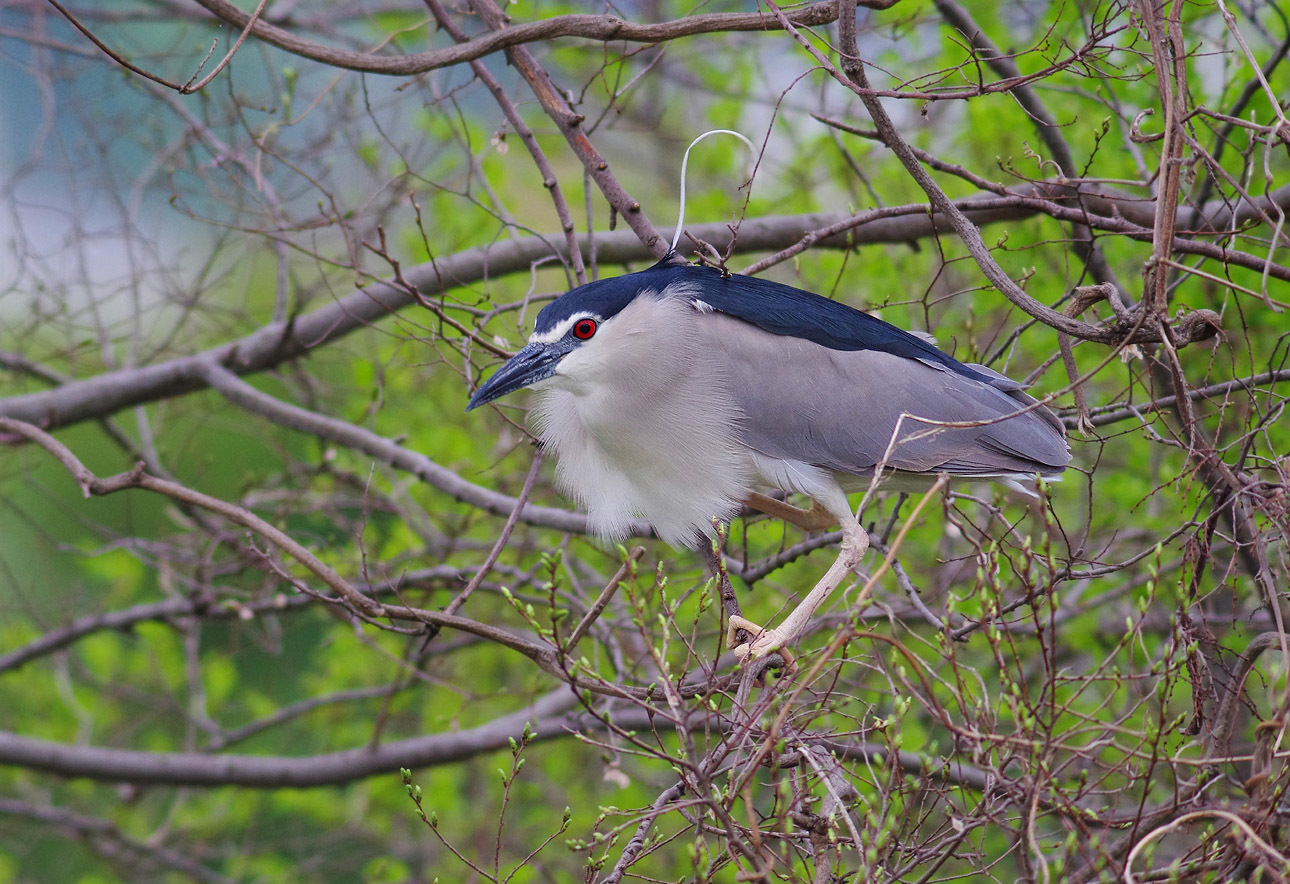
[742,492,836,532]
[728,515,869,663]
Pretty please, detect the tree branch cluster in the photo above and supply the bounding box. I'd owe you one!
[2,0,1289,881]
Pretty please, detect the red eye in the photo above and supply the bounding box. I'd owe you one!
[573,318,597,340]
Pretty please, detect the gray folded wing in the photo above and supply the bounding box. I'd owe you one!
[697,312,1070,478]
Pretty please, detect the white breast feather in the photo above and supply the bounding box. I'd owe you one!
[532,289,751,548]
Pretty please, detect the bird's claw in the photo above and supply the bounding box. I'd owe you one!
[726,615,796,671]
[839,527,869,565]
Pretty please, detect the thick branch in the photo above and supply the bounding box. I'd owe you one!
[0,690,580,787]
[187,0,869,76]
[0,695,1004,792]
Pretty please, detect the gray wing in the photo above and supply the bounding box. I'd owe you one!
[697,312,1070,477]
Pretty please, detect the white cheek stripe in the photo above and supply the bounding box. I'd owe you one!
[530,313,599,345]
[529,281,701,345]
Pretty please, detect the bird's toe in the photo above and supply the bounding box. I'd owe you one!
[727,618,796,670]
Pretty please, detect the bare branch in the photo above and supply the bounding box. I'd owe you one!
[183,0,877,76]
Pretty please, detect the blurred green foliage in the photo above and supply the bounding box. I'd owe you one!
[1,0,1288,881]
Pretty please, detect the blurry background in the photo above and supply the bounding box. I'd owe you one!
[1,1,1288,881]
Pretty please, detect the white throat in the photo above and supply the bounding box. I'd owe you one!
[532,290,751,547]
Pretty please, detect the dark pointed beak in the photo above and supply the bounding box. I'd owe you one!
[466,341,568,411]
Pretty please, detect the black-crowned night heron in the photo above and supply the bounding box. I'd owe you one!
[467,257,1070,661]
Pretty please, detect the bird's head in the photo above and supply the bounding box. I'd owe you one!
[465,262,689,411]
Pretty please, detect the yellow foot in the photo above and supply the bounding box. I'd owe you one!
[726,615,796,670]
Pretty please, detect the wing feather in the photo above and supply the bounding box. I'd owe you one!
[693,311,1070,478]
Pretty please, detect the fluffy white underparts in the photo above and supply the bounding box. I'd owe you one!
[532,289,752,548]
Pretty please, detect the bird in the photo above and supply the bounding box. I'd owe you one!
[467,255,1071,662]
